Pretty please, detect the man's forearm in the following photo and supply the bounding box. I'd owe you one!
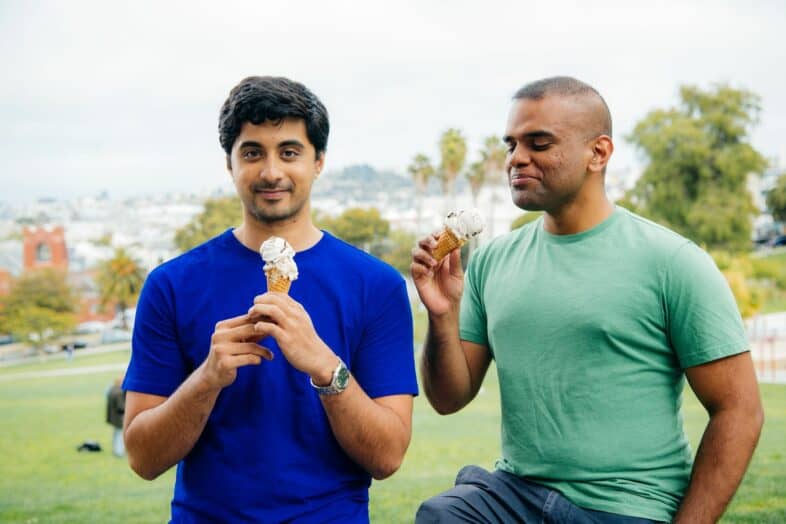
[420,311,474,414]
[125,365,221,480]
[320,381,411,480]
[674,407,764,523]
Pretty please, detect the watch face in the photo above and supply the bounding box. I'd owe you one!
[336,364,350,390]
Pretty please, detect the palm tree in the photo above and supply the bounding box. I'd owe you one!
[407,153,435,234]
[480,135,508,238]
[96,247,146,330]
[465,160,487,254]
[466,160,486,209]
[438,128,467,216]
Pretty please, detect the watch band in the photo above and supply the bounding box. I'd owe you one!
[310,358,350,395]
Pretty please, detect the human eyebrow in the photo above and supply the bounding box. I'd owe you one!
[523,131,556,141]
[238,141,263,150]
[278,139,305,150]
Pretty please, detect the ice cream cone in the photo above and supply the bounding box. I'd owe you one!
[432,228,465,261]
[260,236,298,294]
[265,268,292,294]
[432,209,484,261]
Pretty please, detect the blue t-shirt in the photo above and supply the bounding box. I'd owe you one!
[124,229,418,523]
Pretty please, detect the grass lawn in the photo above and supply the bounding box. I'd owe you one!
[1,350,784,523]
[0,349,129,374]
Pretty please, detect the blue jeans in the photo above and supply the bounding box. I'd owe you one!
[416,465,662,524]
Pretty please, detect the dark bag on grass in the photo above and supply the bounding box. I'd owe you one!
[77,440,102,452]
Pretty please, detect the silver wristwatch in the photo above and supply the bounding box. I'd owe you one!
[310,358,350,395]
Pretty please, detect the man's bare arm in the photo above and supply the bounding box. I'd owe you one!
[420,318,492,414]
[411,235,492,414]
[248,294,414,479]
[320,386,413,480]
[124,315,273,480]
[674,352,764,523]
[124,371,219,480]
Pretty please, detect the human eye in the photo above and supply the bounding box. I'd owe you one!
[281,149,300,160]
[242,149,261,160]
[530,140,552,151]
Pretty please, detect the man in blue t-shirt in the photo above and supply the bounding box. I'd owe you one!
[123,76,418,523]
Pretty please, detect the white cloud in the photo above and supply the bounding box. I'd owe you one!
[1,0,785,201]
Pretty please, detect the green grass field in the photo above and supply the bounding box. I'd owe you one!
[1,350,784,523]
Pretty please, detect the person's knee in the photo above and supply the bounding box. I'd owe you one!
[416,466,491,523]
[415,495,455,524]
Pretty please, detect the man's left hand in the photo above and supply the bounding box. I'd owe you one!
[247,293,338,385]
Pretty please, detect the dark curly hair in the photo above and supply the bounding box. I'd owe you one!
[218,76,329,157]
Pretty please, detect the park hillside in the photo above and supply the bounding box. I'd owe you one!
[1,84,786,522]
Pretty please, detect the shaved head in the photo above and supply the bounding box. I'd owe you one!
[513,77,612,140]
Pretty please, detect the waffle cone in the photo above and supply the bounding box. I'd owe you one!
[433,229,465,261]
[265,268,292,294]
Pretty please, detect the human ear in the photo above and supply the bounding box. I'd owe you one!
[589,136,613,173]
[314,152,325,177]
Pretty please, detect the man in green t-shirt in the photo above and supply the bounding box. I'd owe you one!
[411,77,763,523]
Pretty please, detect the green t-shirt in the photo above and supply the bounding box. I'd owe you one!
[460,206,748,521]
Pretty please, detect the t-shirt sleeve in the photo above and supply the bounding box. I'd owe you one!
[664,242,749,369]
[123,268,188,397]
[459,249,489,347]
[352,277,418,399]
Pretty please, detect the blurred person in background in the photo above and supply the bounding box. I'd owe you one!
[105,376,125,457]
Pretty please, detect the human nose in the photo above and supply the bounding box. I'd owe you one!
[506,143,531,171]
[259,158,284,181]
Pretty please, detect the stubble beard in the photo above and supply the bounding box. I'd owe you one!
[245,193,308,224]
[510,183,547,212]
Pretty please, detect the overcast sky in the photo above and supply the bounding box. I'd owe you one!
[1,0,784,203]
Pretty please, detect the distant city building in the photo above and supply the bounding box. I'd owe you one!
[0,225,112,323]
[22,226,68,271]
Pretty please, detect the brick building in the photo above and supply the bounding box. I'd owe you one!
[0,226,114,324]
[23,226,68,271]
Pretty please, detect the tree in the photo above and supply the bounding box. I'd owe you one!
[174,196,242,252]
[625,84,767,251]
[320,208,390,255]
[480,135,508,238]
[710,251,760,319]
[407,153,435,234]
[96,248,146,329]
[0,269,76,355]
[766,173,786,223]
[464,160,488,256]
[438,128,467,215]
[378,229,417,274]
[466,160,485,208]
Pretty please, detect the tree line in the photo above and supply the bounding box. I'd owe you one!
[0,249,145,355]
[3,83,786,353]
[171,83,786,317]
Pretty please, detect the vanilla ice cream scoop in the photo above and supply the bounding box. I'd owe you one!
[431,209,486,261]
[260,236,298,281]
[444,208,485,241]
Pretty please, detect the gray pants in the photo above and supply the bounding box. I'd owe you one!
[416,466,662,524]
